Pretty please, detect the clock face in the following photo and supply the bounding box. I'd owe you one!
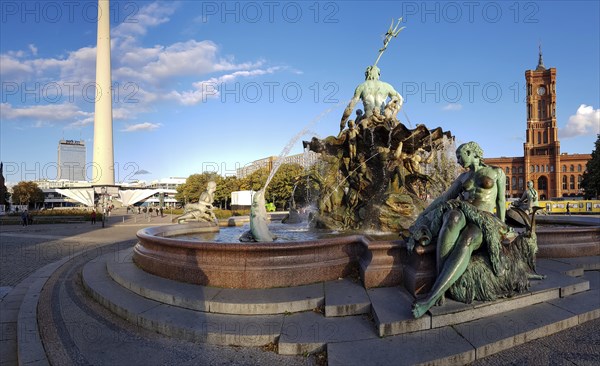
[537,86,546,96]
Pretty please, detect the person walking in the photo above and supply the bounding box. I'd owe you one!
[566,203,571,216]
[21,210,28,227]
[91,210,96,225]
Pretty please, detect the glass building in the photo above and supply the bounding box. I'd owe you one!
[57,139,86,181]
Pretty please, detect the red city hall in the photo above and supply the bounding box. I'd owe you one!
[484,49,591,200]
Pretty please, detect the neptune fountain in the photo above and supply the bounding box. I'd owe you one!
[130,20,597,319]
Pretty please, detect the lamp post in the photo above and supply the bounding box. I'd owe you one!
[101,186,106,228]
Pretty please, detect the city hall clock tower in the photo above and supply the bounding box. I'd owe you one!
[524,46,561,198]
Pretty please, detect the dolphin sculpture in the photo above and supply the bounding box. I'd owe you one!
[240,189,276,242]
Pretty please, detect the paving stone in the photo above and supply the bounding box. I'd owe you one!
[107,256,220,312]
[537,258,584,277]
[368,287,430,336]
[453,302,579,360]
[529,269,589,297]
[328,326,475,366]
[324,279,370,317]
[429,286,558,329]
[0,287,12,302]
[210,284,324,315]
[140,304,283,347]
[82,255,162,323]
[278,311,376,355]
[0,339,17,364]
[583,270,600,290]
[17,277,49,366]
[558,256,600,271]
[548,289,600,323]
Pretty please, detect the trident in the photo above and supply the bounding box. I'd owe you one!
[374,18,405,66]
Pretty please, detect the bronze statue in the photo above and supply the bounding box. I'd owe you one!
[407,142,543,318]
[173,181,218,224]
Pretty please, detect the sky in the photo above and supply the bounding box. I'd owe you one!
[1,0,599,184]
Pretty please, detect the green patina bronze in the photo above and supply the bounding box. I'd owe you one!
[407,142,544,318]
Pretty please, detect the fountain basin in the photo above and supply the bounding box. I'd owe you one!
[134,222,367,289]
[133,216,598,292]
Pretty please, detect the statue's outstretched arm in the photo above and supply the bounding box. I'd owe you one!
[340,90,361,131]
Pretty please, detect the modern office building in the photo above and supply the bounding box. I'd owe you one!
[236,151,320,178]
[57,139,86,181]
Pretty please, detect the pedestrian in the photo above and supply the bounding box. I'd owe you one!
[566,203,571,216]
[159,207,163,217]
[138,206,141,214]
[91,210,96,224]
[21,210,28,227]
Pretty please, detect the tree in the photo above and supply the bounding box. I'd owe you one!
[267,163,305,209]
[581,134,600,199]
[11,181,44,209]
[214,176,242,209]
[239,167,270,192]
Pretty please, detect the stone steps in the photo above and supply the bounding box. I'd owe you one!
[83,257,285,347]
[107,247,373,317]
[81,250,600,360]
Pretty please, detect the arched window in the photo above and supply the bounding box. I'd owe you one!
[543,130,548,144]
[562,165,566,172]
[518,177,524,190]
[512,167,516,174]
[570,165,574,172]
[550,165,554,172]
[518,166,523,174]
[530,165,535,173]
[541,165,545,172]
[505,167,509,174]
[578,165,582,172]
[570,175,575,189]
[562,176,567,190]
[536,165,539,172]
[537,132,541,144]
[578,175,583,189]
[538,176,547,190]
[505,179,510,192]
[512,177,517,190]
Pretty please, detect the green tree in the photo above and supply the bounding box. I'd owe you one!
[239,167,269,191]
[11,181,44,209]
[267,163,305,209]
[581,134,600,199]
[214,176,242,209]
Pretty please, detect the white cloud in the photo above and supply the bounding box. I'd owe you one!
[28,44,38,56]
[0,102,91,121]
[442,103,463,111]
[169,67,281,105]
[121,122,161,132]
[0,54,33,78]
[0,1,288,124]
[112,2,177,39]
[560,104,600,138]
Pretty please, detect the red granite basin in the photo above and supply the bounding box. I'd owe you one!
[133,217,599,291]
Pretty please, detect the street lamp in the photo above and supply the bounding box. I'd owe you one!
[101,186,107,228]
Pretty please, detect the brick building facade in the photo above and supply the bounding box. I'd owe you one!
[484,50,591,199]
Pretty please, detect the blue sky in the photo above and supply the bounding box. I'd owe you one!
[1,0,599,184]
